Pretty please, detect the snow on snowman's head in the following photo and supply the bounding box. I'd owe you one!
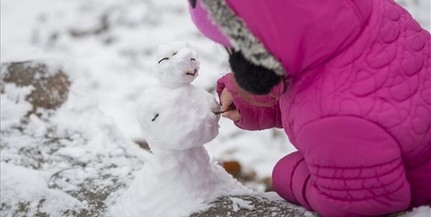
[155,42,200,88]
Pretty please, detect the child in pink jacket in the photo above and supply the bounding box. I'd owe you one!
[188,0,431,216]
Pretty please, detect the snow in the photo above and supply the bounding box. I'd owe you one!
[1,0,430,216]
[1,75,149,215]
[0,162,84,216]
[230,197,255,212]
[0,83,33,128]
[403,207,431,217]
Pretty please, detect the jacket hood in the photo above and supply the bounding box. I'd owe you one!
[195,0,372,76]
[188,0,231,47]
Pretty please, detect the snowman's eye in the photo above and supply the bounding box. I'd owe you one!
[191,58,196,61]
[151,113,159,121]
[158,57,169,64]
[172,51,178,56]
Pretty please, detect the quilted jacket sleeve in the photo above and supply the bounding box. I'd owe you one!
[216,73,283,130]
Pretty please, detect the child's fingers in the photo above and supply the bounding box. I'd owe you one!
[219,88,241,121]
[222,110,241,121]
[220,88,234,111]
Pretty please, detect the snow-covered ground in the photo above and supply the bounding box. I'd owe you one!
[1,0,296,190]
[1,0,430,216]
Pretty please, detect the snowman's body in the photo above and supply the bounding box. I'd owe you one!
[110,42,249,217]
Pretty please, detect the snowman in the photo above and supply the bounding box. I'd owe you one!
[109,42,249,217]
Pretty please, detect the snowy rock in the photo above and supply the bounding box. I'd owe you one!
[190,194,429,217]
[190,192,317,217]
[1,62,70,114]
[1,61,146,216]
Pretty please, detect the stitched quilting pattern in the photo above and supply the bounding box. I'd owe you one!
[308,158,405,201]
[305,0,431,166]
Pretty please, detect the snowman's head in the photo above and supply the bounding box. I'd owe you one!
[138,86,220,151]
[155,42,200,88]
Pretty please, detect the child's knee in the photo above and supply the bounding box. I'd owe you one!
[272,151,312,209]
[406,159,431,207]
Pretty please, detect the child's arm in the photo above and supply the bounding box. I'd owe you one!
[216,73,283,130]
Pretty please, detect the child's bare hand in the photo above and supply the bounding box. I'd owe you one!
[220,89,241,121]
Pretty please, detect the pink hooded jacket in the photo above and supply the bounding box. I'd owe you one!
[189,0,431,216]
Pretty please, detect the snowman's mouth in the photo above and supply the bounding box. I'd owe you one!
[186,69,198,77]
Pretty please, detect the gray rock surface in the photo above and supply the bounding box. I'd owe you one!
[191,194,316,217]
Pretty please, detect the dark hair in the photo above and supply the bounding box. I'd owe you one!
[228,50,283,95]
[189,0,197,8]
